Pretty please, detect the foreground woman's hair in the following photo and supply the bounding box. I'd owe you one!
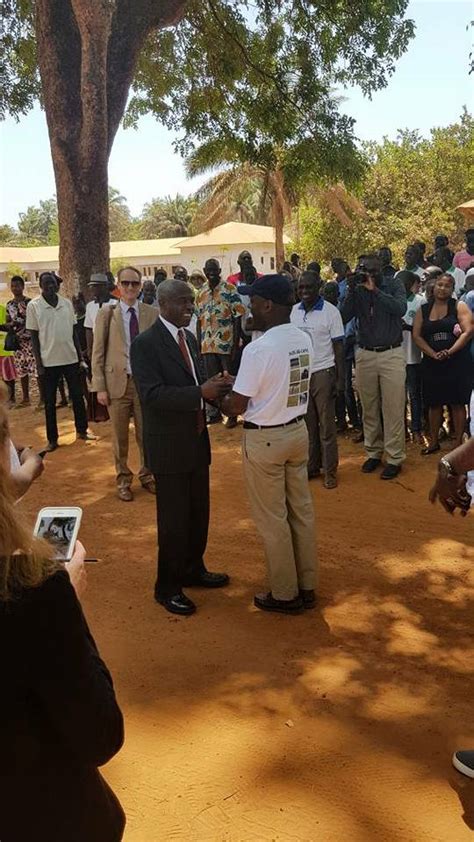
[0,382,60,600]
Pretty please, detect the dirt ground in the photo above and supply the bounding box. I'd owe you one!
[9,404,474,842]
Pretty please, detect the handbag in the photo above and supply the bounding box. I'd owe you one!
[4,331,20,352]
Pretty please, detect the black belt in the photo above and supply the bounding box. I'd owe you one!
[358,342,401,353]
[243,415,305,430]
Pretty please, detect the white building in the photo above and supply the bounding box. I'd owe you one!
[0,222,289,288]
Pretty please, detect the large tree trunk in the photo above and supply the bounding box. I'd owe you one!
[35,0,187,296]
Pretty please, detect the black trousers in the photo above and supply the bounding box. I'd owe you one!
[43,363,88,444]
[154,434,210,599]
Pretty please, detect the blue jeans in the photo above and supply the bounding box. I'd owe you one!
[406,363,422,434]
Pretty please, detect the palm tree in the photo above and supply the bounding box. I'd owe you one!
[186,141,296,268]
[108,186,127,208]
[140,194,197,239]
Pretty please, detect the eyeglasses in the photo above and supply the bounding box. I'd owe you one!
[120,280,141,288]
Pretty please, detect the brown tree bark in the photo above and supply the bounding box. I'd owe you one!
[35,0,187,295]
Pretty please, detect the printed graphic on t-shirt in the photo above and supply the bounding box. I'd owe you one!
[287,351,310,407]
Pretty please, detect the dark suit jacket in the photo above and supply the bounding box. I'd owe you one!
[0,571,125,842]
[131,317,211,474]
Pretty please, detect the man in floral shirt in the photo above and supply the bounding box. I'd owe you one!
[196,258,246,427]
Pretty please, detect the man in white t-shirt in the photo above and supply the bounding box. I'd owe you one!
[221,275,318,615]
[84,272,113,358]
[290,270,345,488]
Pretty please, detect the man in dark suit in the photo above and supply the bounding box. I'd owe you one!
[131,279,231,616]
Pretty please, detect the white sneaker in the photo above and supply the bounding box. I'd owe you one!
[452,750,474,778]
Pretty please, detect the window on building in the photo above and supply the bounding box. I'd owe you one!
[270,257,275,270]
[261,256,264,265]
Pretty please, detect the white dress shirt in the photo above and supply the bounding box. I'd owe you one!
[159,315,199,385]
[120,299,139,374]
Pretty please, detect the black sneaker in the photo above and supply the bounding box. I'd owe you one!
[361,458,381,473]
[299,589,317,609]
[254,592,304,614]
[452,750,474,778]
[381,464,401,480]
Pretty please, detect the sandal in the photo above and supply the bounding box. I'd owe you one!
[421,444,440,456]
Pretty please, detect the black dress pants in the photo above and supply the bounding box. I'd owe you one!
[43,363,88,444]
[154,434,210,599]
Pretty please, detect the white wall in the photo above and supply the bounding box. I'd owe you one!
[179,242,276,278]
[0,240,278,285]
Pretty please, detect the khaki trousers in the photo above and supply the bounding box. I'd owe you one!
[108,376,152,488]
[306,367,338,477]
[242,420,318,601]
[355,346,406,465]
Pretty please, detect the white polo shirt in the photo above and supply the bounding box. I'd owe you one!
[25,295,78,367]
[402,292,424,364]
[233,323,314,426]
[84,299,112,331]
[290,298,344,373]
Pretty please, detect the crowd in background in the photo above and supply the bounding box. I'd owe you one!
[1,228,473,491]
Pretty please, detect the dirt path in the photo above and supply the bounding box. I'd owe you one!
[10,406,474,841]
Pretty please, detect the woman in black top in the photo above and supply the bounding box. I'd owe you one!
[413,273,473,455]
[0,384,125,842]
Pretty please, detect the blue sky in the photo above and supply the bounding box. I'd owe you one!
[0,1,471,226]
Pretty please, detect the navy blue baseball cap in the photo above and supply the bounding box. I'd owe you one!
[238,273,294,305]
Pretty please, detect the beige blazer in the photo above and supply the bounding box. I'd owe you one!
[91,301,158,399]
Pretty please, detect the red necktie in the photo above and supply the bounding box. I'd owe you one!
[178,329,205,434]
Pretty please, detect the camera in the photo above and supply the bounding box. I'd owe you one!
[347,265,369,290]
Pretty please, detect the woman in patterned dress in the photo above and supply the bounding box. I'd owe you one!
[1,276,38,407]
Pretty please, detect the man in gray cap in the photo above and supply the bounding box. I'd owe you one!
[84,272,113,359]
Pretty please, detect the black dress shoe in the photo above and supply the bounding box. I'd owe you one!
[156,593,196,615]
[254,592,304,614]
[183,571,230,588]
[361,457,382,473]
[381,463,401,480]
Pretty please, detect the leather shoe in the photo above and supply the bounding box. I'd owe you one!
[118,486,133,502]
[254,592,304,614]
[381,463,401,480]
[157,592,196,616]
[141,479,156,495]
[44,441,59,453]
[324,475,338,489]
[361,457,381,473]
[183,571,230,588]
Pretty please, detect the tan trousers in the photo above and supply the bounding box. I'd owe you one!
[243,420,318,601]
[108,376,152,488]
[355,346,406,465]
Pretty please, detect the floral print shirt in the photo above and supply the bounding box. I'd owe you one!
[196,281,246,354]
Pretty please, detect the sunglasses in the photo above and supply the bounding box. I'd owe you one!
[120,280,141,288]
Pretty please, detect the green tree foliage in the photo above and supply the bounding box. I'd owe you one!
[17,197,57,243]
[295,112,474,268]
[0,224,17,245]
[139,194,197,239]
[1,1,414,290]
[108,186,134,241]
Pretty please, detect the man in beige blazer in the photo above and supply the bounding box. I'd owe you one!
[92,266,158,501]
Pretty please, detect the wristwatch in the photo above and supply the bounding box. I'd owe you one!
[438,456,457,480]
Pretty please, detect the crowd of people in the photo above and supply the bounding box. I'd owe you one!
[0,228,473,840]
